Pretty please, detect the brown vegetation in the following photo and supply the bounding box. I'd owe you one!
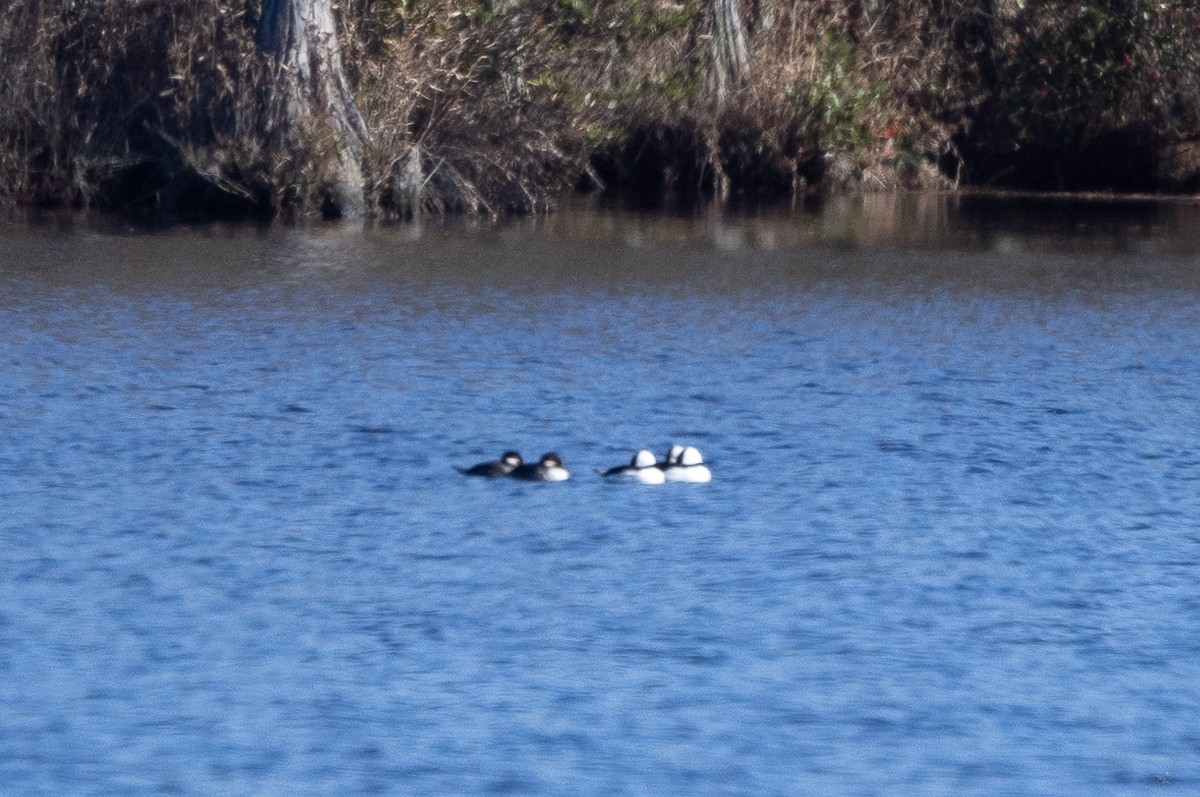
[2,0,1200,219]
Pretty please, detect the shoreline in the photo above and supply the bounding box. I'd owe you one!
[3,1,1200,221]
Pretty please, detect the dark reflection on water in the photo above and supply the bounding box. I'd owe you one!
[2,195,1200,795]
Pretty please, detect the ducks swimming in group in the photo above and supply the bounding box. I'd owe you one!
[598,445,711,483]
[458,445,710,484]
[459,451,570,481]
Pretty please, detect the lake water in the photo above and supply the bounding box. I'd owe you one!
[2,194,1199,795]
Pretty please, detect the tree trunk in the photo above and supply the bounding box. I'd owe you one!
[709,0,749,106]
[258,0,369,217]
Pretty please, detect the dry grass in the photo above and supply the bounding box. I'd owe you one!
[2,0,1198,217]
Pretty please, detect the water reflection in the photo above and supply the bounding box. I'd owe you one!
[528,192,1200,255]
[8,191,1200,253]
[6,195,1200,314]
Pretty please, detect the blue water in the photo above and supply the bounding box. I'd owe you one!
[2,199,1200,795]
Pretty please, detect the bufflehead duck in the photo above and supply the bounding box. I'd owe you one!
[458,450,523,477]
[510,452,570,482]
[657,444,685,471]
[662,446,711,483]
[599,449,666,484]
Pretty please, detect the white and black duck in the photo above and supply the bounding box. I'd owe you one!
[598,449,666,484]
[510,452,570,482]
[661,446,712,483]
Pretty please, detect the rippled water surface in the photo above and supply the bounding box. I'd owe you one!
[3,196,1200,795]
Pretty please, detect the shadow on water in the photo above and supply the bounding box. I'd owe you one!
[1,191,1196,243]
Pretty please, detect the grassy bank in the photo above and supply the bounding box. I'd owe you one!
[3,0,1200,219]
